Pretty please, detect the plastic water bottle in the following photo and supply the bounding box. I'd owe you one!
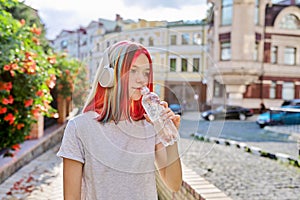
[141,86,179,146]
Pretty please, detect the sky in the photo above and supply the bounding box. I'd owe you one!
[22,0,209,40]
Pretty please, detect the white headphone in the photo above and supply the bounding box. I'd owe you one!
[98,49,114,87]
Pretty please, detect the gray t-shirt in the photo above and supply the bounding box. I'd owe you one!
[57,111,160,200]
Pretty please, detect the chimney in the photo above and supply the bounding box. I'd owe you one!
[116,14,122,21]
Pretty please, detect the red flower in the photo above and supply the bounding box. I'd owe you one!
[2,95,14,105]
[47,56,56,64]
[65,69,70,75]
[32,37,40,45]
[4,65,11,71]
[0,106,7,114]
[30,27,42,36]
[46,74,56,89]
[16,123,25,130]
[0,82,13,92]
[6,82,13,91]
[31,109,39,118]
[20,19,26,26]
[24,135,32,140]
[11,63,18,70]
[36,90,44,97]
[12,144,20,151]
[4,113,15,125]
[24,99,33,107]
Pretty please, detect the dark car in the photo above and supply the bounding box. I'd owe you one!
[281,99,300,106]
[169,104,182,115]
[201,105,253,121]
[256,105,300,128]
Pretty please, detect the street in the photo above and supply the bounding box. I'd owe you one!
[180,115,291,142]
[179,114,298,158]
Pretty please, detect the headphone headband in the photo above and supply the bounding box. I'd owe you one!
[98,49,114,88]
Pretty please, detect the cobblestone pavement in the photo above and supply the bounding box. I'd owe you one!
[0,145,63,200]
[0,138,299,200]
[180,138,300,200]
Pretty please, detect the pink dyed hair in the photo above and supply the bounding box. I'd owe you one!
[83,41,153,123]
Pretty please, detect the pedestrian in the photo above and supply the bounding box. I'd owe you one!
[57,40,182,199]
[259,102,266,114]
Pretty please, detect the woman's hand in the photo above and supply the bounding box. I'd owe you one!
[144,101,181,130]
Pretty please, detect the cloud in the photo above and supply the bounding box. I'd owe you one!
[22,0,208,39]
[122,0,206,9]
[39,8,89,39]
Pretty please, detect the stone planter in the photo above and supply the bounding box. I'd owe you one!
[29,113,44,139]
[66,96,73,117]
[57,95,67,124]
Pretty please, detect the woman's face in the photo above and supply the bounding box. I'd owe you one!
[128,53,150,100]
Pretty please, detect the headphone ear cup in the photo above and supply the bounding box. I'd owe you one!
[99,67,114,87]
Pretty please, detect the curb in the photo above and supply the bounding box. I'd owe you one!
[191,133,300,168]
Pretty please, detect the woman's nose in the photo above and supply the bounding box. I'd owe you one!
[136,72,147,83]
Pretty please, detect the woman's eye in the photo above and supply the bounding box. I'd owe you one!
[130,69,136,73]
[144,72,149,77]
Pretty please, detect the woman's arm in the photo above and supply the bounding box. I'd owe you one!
[155,142,182,192]
[154,102,182,192]
[63,158,83,200]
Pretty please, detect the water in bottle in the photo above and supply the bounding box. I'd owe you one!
[141,86,179,146]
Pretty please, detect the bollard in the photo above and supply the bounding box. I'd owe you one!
[298,137,300,159]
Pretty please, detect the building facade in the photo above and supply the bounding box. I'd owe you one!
[207,0,300,110]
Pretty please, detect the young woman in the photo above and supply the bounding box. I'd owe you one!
[57,40,182,199]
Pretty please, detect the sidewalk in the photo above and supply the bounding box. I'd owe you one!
[0,145,63,200]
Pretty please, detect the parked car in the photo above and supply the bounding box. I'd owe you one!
[201,105,253,121]
[169,104,182,115]
[281,99,300,106]
[256,105,300,128]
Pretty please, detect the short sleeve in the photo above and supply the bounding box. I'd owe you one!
[57,119,85,163]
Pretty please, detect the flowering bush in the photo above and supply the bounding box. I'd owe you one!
[0,2,57,156]
[54,54,89,108]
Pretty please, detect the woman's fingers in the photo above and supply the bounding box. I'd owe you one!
[144,114,153,125]
[159,105,181,129]
[171,114,181,129]
[160,101,168,108]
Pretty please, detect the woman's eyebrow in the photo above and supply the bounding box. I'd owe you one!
[131,65,150,70]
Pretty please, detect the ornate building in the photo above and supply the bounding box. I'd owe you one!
[207,0,300,109]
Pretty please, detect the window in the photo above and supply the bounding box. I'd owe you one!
[220,42,231,60]
[181,58,188,72]
[254,0,260,25]
[182,33,189,45]
[149,37,154,46]
[279,14,300,30]
[170,35,177,45]
[271,46,278,64]
[170,58,176,72]
[284,47,296,65]
[139,38,144,44]
[214,80,224,97]
[193,58,200,72]
[61,40,68,49]
[193,33,201,45]
[253,42,259,61]
[221,0,233,25]
[282,82,294,100]
[269,81,276,99]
